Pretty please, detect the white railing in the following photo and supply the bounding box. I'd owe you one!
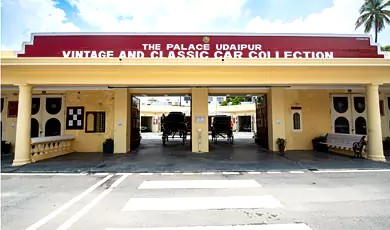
[30,135,76,162]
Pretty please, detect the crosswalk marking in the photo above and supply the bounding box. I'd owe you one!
[95,173,110,176]
[122,195,283,211]
[201,172,216,175]
[313,169,390,173]
[140,173,154,176]
[106,223,313,230]
[267,171,281,174]
[161,173,175,176]
[222,172,240,175]
[138,180,261,189]
[289,171,304,174]
[247,172,261,175]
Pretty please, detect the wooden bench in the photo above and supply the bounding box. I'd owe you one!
[320,133,367,158]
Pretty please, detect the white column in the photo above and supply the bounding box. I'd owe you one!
[13,84,33,166]
[365,83,386,161]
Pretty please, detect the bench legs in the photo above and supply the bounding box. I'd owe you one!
[353,142,364,159]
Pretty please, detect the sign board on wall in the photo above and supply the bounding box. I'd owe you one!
[17,33,384,59]
[195,116,205,123]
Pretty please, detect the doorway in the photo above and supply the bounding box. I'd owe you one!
[31,95,65,137]
[238,115,252,132]
[330,94,367,135]
[130,96,141,150]
[254,94,269,149]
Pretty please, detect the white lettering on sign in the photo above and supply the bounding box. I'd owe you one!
[61,43,335,59]
[62,50,115,58]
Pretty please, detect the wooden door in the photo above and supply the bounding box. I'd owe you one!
[255,94,269,149]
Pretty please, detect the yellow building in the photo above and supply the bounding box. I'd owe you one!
[1,32,390,166]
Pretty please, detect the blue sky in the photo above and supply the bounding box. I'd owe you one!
[1,0,389,51]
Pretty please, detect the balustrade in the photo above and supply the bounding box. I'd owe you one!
[30,135,75,162]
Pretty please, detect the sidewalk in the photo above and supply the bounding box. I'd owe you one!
[2,138,390,173]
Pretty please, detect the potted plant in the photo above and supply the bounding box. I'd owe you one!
[312,136,327,151]
[276,138,287,153]
[103,138,114,153]
[1,140,11,155]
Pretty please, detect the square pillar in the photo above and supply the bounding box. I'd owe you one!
[191,88,209,152]
[114,88,130,153]
[13,84,33,166]
[268,88,286,151]
[365,84,386,161]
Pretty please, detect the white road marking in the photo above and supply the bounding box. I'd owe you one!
[116,173,133,175]
[247,172,261,175]
[57,175,128,230]
[290,171,305,174]
[161,173,175,176]
[313,169,390,173]
[222,172,240,175]
[95,173,110,176]
[139,173,154,176]
[266,171,281,174]
[0,173,87,176]
[182,172,195,175]
[106,223,312,230]
[25,174,113,230]
[201,172,215,175]
[122,195,283,211]
[138,180,261,189]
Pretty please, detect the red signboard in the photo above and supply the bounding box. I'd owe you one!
[17,33,384,58]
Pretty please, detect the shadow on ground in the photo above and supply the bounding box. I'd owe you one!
[2,137,390,173]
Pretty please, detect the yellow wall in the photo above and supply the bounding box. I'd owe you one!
[1,88,390,154]
[113,89,130,153]
[267,88,286,151]
[64,90,114,152]
[2,59,390,87]
[284,90,332,150]
[1,93,19,152]
[191,88,209,152]
[380,90,390,137]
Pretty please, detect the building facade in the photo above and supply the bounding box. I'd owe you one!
[1,32,389,166]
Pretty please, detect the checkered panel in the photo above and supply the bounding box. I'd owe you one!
[66,106,84,130]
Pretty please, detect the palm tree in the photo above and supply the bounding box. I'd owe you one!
[355,0,390,43]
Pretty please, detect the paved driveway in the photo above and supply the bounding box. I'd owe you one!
[2,132,389,173]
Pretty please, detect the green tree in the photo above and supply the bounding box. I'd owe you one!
[221,96,244,106]
[355,0,390,43]
[221,101,228,106]
[381,45,390,51]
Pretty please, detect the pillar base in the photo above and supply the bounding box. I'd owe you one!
[12,158,32,166]
[367,155,387,162]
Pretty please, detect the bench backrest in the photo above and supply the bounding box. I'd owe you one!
[326,133,365,147]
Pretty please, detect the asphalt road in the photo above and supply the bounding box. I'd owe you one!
[2,170,390,230]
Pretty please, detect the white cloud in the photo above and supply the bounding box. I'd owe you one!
[67,0,248,32]
[1,0,80,50]
[245,0,389,44]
